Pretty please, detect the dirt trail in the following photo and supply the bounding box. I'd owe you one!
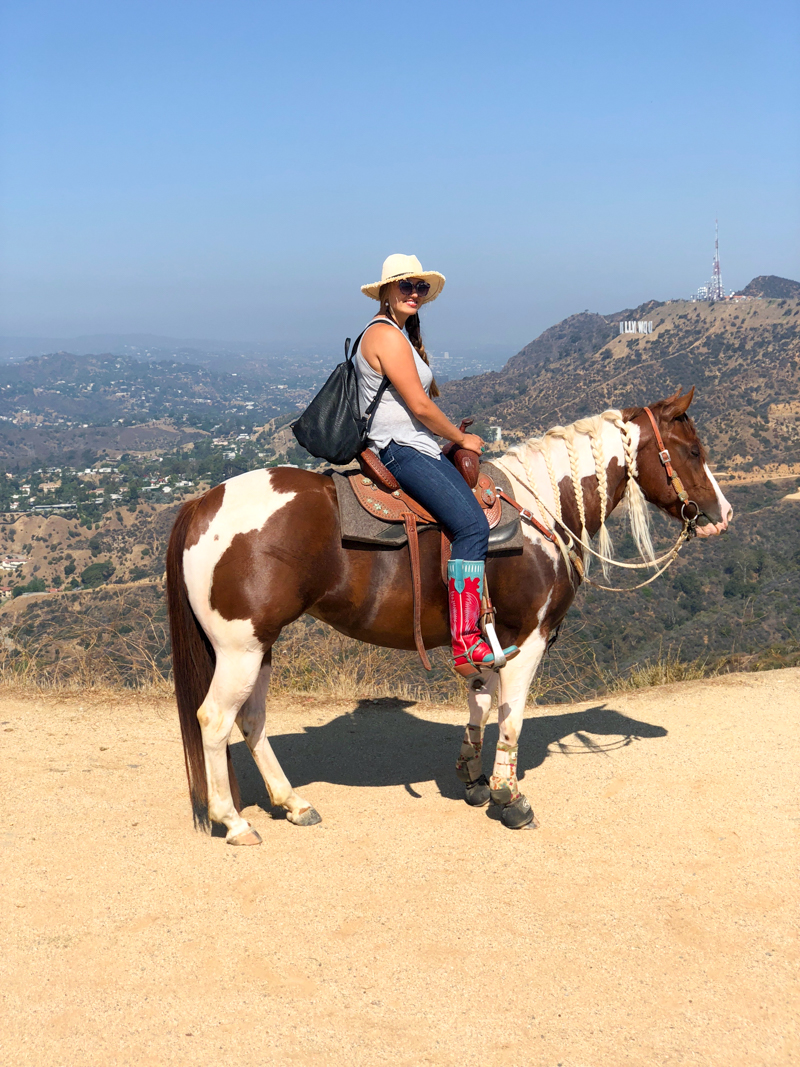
[1,670,797,1067]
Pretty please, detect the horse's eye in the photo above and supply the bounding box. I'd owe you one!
[691,446,701,458]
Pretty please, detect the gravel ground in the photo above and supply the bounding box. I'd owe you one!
[1,669,797,1067]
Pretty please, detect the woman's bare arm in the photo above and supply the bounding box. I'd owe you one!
[361,324,483,449]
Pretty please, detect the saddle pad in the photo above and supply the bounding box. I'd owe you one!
[332,461,525,553]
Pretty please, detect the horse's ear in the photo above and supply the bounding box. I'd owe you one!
[664,386,695,420]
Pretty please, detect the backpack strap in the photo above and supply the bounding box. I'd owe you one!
[364,377,391,427]
[345,317,399,428]
[343,315,398,359]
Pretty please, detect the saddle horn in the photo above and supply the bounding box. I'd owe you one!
[443,419,480,489]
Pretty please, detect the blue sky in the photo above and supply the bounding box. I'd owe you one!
[1,0,798,356]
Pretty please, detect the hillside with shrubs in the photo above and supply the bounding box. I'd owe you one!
[2,280,798,700]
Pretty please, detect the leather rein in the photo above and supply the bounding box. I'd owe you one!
[501,407,700,593]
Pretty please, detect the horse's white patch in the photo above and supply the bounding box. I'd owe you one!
[496,591,553,746]
[184,468,297,648]
[700,463,733,535]
[626,421,642,453]
[521,521,561,563]
[467,671,498,729]
[495,453,561,562]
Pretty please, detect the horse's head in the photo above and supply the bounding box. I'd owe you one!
[624,388,732,538]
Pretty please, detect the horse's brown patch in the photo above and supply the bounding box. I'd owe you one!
[209,470,343,646]
[488,540,568,648]
[577,457,625,540]
[184,483,226,550]
[604,457,627,513]
[268,466,313,495]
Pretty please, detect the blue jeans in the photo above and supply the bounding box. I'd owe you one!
[379,441,489,561]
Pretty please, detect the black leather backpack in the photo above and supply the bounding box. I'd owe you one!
[291,324,391,465]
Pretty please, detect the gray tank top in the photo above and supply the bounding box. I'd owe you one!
[355,318,442,460]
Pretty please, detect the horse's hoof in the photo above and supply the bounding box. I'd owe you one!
[289,806,322,827]
[465,774,490,807]
[500,794,536,830]
[227,827,262,846]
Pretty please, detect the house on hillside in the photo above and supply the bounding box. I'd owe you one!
[1,556,28,571]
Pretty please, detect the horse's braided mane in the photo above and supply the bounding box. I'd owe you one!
[505,409,655,574]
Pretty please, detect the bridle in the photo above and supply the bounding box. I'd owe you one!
[501,408,701,593]
[642,406,700,530]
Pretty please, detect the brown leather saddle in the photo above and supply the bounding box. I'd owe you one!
[349,422,521,672]
[351,464,502,529]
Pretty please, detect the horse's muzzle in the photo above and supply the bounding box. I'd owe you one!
[694,504,733,538]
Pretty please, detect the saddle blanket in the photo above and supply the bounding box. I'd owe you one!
[331,460,525,553]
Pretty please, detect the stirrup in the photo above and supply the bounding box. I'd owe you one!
[453,638,518,680]
[465,637,520,668]
[481,642,521,668]
[452,639,487,680]
[489,647,521,667]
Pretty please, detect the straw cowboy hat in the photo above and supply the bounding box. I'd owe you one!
[361,253,446,303]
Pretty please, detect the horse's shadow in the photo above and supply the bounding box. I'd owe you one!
[230,699,667,815]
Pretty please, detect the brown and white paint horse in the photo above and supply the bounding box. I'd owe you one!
[166,388,731,842]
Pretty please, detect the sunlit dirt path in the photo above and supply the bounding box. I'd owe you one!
[1,669,797,1066]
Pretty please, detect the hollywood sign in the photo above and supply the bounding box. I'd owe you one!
[620,321,653,335]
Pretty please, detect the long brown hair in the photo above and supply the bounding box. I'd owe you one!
[378,283,440,398]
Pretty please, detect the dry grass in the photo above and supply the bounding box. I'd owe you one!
[0,605,592,706]
[269,621,464,704]
[0,591,172,696]
[604,647,711,692]
[595,640,793,694]
[0,603,466,703]
[0,595,771,707]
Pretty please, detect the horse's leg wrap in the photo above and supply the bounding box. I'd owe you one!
[455,723,484,783]
[490,741,520,805]
[456,723,490,806]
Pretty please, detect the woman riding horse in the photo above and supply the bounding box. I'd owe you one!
[356,253,518,679]
[168,382,732,840]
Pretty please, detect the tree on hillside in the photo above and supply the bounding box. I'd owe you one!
[81,560,116,589]
[12,577,46,597]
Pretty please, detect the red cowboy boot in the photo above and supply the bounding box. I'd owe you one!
[447,560,518,679]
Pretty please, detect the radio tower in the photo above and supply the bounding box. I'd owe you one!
[708,219,725,301]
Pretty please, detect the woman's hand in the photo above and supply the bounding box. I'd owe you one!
[459,432,485,453]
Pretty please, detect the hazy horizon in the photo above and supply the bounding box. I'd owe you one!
[3,271,796,366]
[2,0,798,355]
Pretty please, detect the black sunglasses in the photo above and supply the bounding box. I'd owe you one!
[397,279,431,297]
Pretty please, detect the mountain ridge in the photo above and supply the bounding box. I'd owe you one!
[734,275,800,300]
[440,278,800,472]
